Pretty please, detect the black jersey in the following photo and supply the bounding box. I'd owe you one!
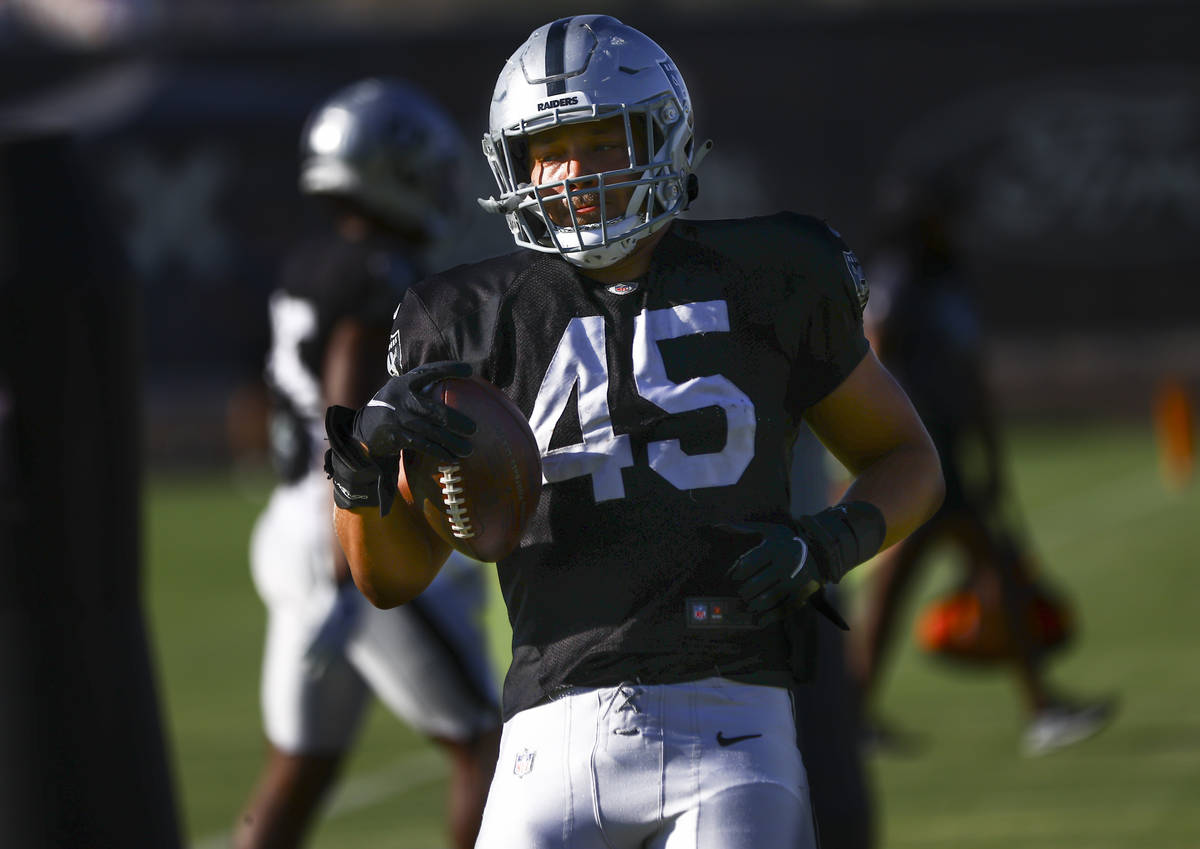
[390,212,869,718]
[265,233,420,482]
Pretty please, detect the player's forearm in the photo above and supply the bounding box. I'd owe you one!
[806,351,945,554]
[329,489,356,587]
[334,503,449,607]
[838,437,944,550]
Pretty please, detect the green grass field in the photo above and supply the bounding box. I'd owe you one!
[144,421,1200,849]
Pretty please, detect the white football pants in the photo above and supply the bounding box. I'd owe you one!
[476,676,816,849]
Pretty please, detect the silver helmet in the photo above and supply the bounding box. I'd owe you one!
[300,77,465,242]
[479,15,712,269]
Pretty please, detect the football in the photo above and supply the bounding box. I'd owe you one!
[398,376,542,562]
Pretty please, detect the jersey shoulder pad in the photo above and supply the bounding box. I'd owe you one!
[673,212,868,314]
[407,249,536,328]
[787,213,869,315]
[390,249,540,377]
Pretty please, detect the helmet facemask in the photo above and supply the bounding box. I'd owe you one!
[483,95,698,269]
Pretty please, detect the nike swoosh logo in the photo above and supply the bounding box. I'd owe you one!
[716,732,762,747]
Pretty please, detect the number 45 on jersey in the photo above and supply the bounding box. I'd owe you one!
[529,301,756,503]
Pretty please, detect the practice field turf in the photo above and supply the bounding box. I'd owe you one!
[143,421,1200,849]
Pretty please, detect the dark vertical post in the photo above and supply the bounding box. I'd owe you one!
[0,132,181,849]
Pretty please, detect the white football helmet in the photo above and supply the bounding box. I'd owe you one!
[300,77,465,243]
[479,15,712,269]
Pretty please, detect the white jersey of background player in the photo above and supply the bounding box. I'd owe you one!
[233,78,501,849]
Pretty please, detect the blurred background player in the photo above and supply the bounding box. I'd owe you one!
[233,78,501,849]
[848,174,1115,757]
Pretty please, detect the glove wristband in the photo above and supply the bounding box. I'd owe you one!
[800,501,887,584]
[324,405,398,515]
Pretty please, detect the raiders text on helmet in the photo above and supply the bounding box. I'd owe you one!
[479,15,712,269]
[300,78,465,243]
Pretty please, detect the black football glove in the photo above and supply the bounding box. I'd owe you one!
[719,504,886,629]
[720,521,831,627]
[325,405,396,514]
[324,361,476,516]
[352,360,477,463]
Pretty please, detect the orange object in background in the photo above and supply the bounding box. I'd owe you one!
[1155,379,1196,491]
[916,567,1074,665]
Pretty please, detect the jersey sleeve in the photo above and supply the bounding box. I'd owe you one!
[779,215,871,414]
[386,287,457,377]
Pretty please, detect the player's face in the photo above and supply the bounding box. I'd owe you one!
[528,116,646,228]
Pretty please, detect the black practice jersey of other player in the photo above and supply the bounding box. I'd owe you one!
[871,255,984,432]
[871,253,992,515]
[390,212,869,719]
[265,233,421,482]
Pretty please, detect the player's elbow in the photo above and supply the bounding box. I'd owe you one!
[334,506,438,607]
[356,580,409,609]
[350,566,428,609]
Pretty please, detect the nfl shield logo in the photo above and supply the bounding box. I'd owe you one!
[513,748,535,778]
[692,602,709,622]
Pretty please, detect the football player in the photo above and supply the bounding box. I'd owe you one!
[849,175,1115,757]
[233,79,501,849]
[326,17,944,849]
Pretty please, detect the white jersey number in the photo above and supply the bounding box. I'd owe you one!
[529,315,635,502]
[530,301,755,502]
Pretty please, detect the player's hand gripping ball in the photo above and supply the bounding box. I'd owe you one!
[399,377,542,562]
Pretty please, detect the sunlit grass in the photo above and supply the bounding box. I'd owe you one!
[145,421,1200,848]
